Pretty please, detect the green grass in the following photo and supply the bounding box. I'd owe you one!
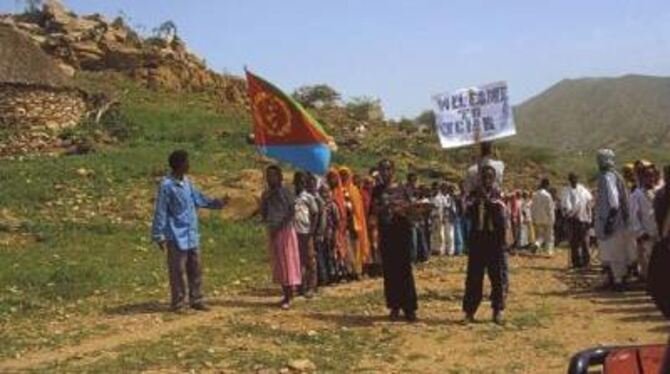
[508,303,553,330]
[532,337,565,356]
[0,73,269,360]
[0,217,268,359]
[1,71,650,371]
[38,312,394,373]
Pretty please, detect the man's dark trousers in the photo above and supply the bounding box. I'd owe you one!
[167,243,203,308]
[463,246,505,315]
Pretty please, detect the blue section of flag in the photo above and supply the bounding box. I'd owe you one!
[260,143,332,175]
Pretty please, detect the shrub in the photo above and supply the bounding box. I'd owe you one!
[346,96,384,122]
[293,84,341,108]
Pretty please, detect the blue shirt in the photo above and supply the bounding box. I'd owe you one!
[151,175,219,250]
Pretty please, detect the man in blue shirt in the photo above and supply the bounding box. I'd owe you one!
[151,150,226,312]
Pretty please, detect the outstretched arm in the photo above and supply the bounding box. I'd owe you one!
[192,185,226,209]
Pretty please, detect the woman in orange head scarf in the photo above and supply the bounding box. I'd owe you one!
[326,168,349,278]
[339,166,370,277]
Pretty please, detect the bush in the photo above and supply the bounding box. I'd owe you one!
[97,106,141,141]
[20,0,42,14]
[397,118,416,133]
[415,110,436,129]
[59,105,141,151]
[346,96,384,122]
[293,84,341,108]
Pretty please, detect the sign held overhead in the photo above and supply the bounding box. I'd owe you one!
[433,81,516,149]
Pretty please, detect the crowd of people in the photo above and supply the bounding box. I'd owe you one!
[258,142,512,323]
[151,144,670,326]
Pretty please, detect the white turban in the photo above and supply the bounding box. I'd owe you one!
[597,149,616,170]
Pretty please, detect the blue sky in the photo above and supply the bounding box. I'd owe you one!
[2,0,669,118]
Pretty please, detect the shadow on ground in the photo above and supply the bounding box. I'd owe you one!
[542,264,670,334]
[105,300,168,316]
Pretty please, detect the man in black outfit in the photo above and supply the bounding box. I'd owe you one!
[372,159,418,322]
[462,165,507,325]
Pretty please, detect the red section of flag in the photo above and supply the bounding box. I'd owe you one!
[246,70,329,146]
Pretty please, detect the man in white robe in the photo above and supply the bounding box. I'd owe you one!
[595,149,636,291]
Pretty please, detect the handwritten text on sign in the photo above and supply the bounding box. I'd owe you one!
[433,81,516,149]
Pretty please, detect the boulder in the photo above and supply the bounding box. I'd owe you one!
[2,0,251,106]
[287,359,316,372]
[58,62,76,77]
[102,26,129,44]
[43,0,76,27]
[71,40,103,56]
[101,43,144,70]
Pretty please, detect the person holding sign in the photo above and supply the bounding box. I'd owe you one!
[463,142,505,198]
[462,165,507,325]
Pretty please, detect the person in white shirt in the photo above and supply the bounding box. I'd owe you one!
[293,172,319,297]
[432,182,456,255]
[561,173,594,268]
[463,142,505,198]
[630,166,659,280]
[518,191,533,248]
[531,178,556,255]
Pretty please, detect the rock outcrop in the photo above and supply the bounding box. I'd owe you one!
[0,21,98,157]
[0,0,247,106]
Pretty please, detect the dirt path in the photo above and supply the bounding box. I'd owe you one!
[0,300,225,371]
[2,252,668,373]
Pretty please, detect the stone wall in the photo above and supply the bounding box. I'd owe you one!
[0,82,88,130]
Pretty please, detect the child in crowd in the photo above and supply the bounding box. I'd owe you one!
[293,172,319,297]
[317,184,340,285]
[260,165,302,309]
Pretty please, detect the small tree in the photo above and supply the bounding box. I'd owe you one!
[293,84,341,108]
[153,20,178,41]
[18,0,42,14]
[397,118,416,133]
[346,96,384,122]
[415,110,436,128]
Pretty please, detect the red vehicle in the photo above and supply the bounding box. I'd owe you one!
[568,344,668,374]
[569,240,670,373]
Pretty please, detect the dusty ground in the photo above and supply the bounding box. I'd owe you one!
[1,250,667,373]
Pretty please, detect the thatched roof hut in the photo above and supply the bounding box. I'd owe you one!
[0,22,70,87]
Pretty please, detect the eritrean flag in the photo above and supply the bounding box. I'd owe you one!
[246,70,334,175]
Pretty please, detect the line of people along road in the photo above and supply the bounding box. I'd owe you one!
[150,145,670,326]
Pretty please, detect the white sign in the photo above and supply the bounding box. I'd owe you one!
[432,81,516,149]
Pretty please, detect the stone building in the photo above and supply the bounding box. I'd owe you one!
[0,22,89,131]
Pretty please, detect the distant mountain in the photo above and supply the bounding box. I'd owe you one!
[514,75,670,152]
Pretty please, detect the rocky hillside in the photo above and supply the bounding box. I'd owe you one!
[515,74,670,152]
[0,0,247,105]
[0,1,569,189]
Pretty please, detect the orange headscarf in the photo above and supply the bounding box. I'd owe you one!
[339,166,370,265]
[326,168,349,260]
